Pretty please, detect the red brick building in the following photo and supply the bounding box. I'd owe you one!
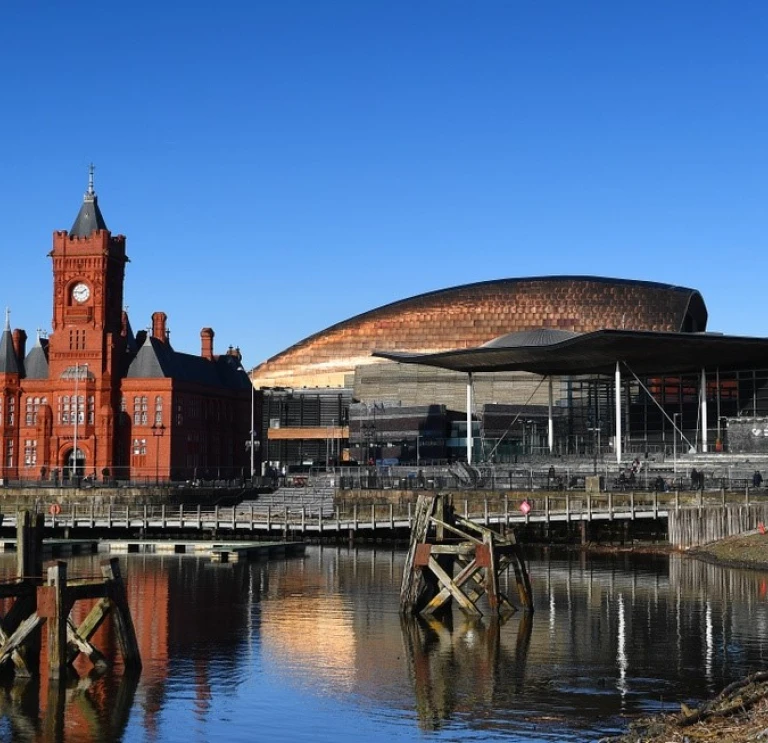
[0,171,254,484]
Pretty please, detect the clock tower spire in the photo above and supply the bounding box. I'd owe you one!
[47,168,130,474]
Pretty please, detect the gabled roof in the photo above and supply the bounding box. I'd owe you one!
[374,329,768,376]
[126,335,175,378]
[24,336,49,379]
[126,335,250,390]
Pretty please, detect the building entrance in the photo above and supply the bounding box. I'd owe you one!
[65,448,86,480]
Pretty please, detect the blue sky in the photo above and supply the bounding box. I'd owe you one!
[1,2,767,367]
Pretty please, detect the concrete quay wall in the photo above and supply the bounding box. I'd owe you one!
[0,485,257,509]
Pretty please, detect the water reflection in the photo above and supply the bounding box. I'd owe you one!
[0,669,139,743]
[401,612,533,731]
[0,548,765,742]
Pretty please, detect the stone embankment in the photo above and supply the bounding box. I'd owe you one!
[0,484,257,508]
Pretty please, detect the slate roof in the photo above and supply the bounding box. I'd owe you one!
[24,337,49,379]
[123,316,138,356]
[126,335,250,390]
[0,325,20,375]
[70,170,108,238]
[70,195,107,237]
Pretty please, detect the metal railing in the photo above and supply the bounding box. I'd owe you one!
[1,487,762,538]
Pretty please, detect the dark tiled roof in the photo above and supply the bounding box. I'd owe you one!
[70,195,108,238]
[24,338,49,379]
[126,336,249,390]
[123,316,138,356]
[126,336,174,378]
[0,327,20,375]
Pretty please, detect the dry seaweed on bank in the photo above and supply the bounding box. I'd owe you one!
[689,532,768,570]
[602,671,768,742]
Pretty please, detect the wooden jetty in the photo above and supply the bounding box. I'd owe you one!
[0,538,98,556]
[103,539,306,562]
[0,511,141,679]
[400,494,534,618]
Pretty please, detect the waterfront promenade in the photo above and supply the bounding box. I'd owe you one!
[1,486,766,548]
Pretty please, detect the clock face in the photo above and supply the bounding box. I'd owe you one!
[72,282,90,304]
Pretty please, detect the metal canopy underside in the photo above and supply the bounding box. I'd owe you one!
[373,330,768,376]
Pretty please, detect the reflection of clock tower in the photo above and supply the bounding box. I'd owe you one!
[48,166,129,475]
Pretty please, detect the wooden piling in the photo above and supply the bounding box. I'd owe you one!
[400,494,533,619]
[101,558,142,670]
[46,561,68,678]
[0,516,142,680]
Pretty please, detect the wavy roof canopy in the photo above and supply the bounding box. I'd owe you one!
[252,276,708,388]
[375,329,768,376]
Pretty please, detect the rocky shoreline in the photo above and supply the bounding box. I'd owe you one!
[602,531,768,742]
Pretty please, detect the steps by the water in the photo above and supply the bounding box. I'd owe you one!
[239,485,336,517]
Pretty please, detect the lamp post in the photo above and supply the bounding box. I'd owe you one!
[237,365,257,481]
[673,412,679,475]
[587,419,601,475]
[151,423,165,485]
[249,371,255,481]
[72,363,88,482]
[362,422,375,465]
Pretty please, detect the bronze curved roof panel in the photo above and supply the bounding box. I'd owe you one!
[374,329,768,376]
[252,276,708,388]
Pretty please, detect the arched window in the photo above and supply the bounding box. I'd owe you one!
[133,396,147,425]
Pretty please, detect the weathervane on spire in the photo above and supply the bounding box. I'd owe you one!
[85,163,96,201]
[4,307,9,331]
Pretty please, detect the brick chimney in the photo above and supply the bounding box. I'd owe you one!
[152,312,168,342]
[12,329,27,361]
[201,327,214,360]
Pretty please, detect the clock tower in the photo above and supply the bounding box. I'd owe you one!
[47,166,129,475]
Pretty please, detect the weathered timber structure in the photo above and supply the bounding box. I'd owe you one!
[0,511,141,678]
[400,494,533,618]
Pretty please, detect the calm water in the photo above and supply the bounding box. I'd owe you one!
[0,545,767,742]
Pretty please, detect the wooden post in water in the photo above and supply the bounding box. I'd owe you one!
[11,511,43,675]
[400,494,533,619]
[46,561,68,678]
[100,558,142,670]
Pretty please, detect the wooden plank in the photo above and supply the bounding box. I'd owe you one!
[427,544,476,556]
[0,613,42,670]
[484,533,499,613]
[511,543,534,611]
[0,623,31,675]
[422,557,483,614]
[429,517,482,545]
[101,559,142,670]
[65,583,110,602]
[399,495,437,614]
[422,556,481,617]
[46,561,68,678]
[0,583,35,600]
[66,618,107,668]
[67,598,111,665]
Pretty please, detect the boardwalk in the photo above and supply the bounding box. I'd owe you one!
[2,488,766,547]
